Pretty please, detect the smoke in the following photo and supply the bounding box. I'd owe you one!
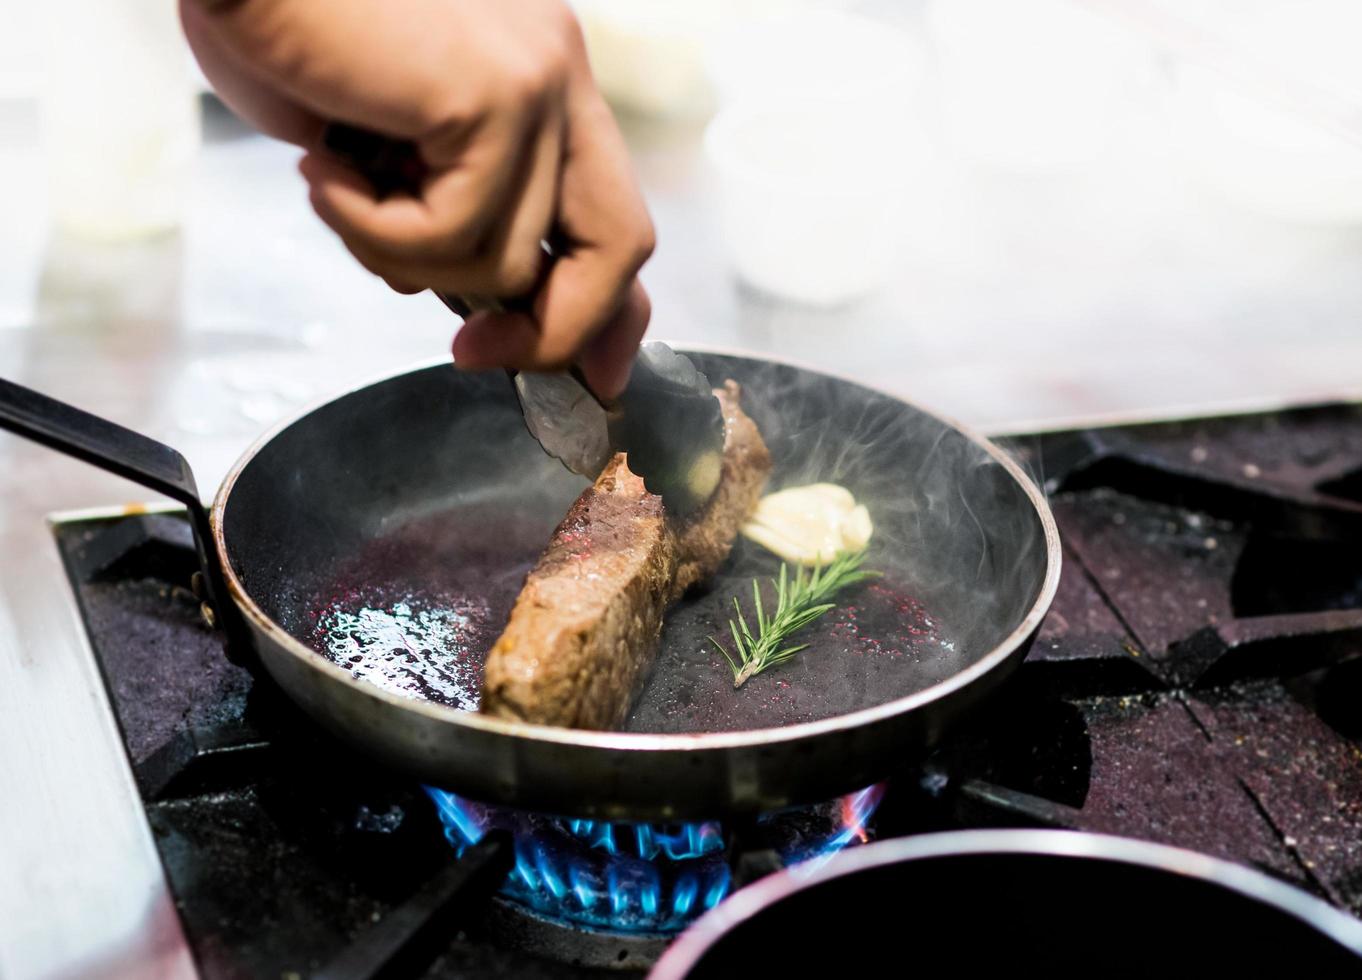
[690,351,1053,657]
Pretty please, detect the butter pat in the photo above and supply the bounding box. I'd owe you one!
[741,483,873,566]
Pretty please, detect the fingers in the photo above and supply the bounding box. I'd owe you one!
[459,96,567,293]
[303,109,541,264]
[189,0,655,375]
[451,310,540,369]
[383,276,425,295]
[299,94,564,294]
[578,279,652,398]
[447,85,655,391]
[187,0,569,263]
[523,85,654,373]
[450,277,649,399]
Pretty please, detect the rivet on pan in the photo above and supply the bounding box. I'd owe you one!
[190,571,205,600]
[200,602,218,630]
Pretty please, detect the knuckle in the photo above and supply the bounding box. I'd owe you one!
[418,93,474,142]
[610,220,655,279]
[370,199,480,262]
[536,331,578,368]
[384,276,422,295]
[344,241,387,279]
[500,49,565,108]
[544,1,585,53]
[430,220,481,261]
[501,26,572,106]
[496,249,543,296]
[631,220,657,269]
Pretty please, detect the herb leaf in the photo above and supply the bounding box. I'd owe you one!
[716,549,879,688]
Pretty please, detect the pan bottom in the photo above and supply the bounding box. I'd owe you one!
[628,537,959,733]
[301,500,542,712]
[298,506,962,733]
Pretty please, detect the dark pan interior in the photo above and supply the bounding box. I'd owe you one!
[676,851,1362,975]
[222,355,1049,732]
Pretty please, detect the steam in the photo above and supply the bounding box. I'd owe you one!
[702,352,1051,656]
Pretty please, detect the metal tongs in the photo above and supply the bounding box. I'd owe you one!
[323,123,725,514]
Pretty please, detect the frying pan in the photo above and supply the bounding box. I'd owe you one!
[0,350,1059,820]
[651,830,1362,976]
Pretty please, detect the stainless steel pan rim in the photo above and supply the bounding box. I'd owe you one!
[651,829,1362,978]
[211,345,1062,754]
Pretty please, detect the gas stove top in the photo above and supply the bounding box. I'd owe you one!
[52,402,1362,977]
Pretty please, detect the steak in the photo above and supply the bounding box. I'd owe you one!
[480,381,771,729]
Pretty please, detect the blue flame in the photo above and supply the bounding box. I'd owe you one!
[424,783,881,934]
[785,784,886,878]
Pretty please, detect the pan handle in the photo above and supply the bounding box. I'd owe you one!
[0,377,249,659]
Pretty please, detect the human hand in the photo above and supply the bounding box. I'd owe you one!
[180,0,654,396]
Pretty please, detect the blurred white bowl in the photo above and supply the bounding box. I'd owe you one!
[699,7,923,305]
[705,6,924,110]
[925,0,1150,172]
[1168,2,1362,225]
[42,0,200,240]
[573,0,793,119]
[704,98,915,307]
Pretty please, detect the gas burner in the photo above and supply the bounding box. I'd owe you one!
[425,785,884,936]
[47,401,1362,978]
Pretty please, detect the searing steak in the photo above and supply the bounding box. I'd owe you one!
[480,381,771,729]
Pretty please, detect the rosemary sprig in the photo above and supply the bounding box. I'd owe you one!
[712,549,879,688]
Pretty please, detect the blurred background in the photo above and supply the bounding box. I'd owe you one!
[3,0,1362,491]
